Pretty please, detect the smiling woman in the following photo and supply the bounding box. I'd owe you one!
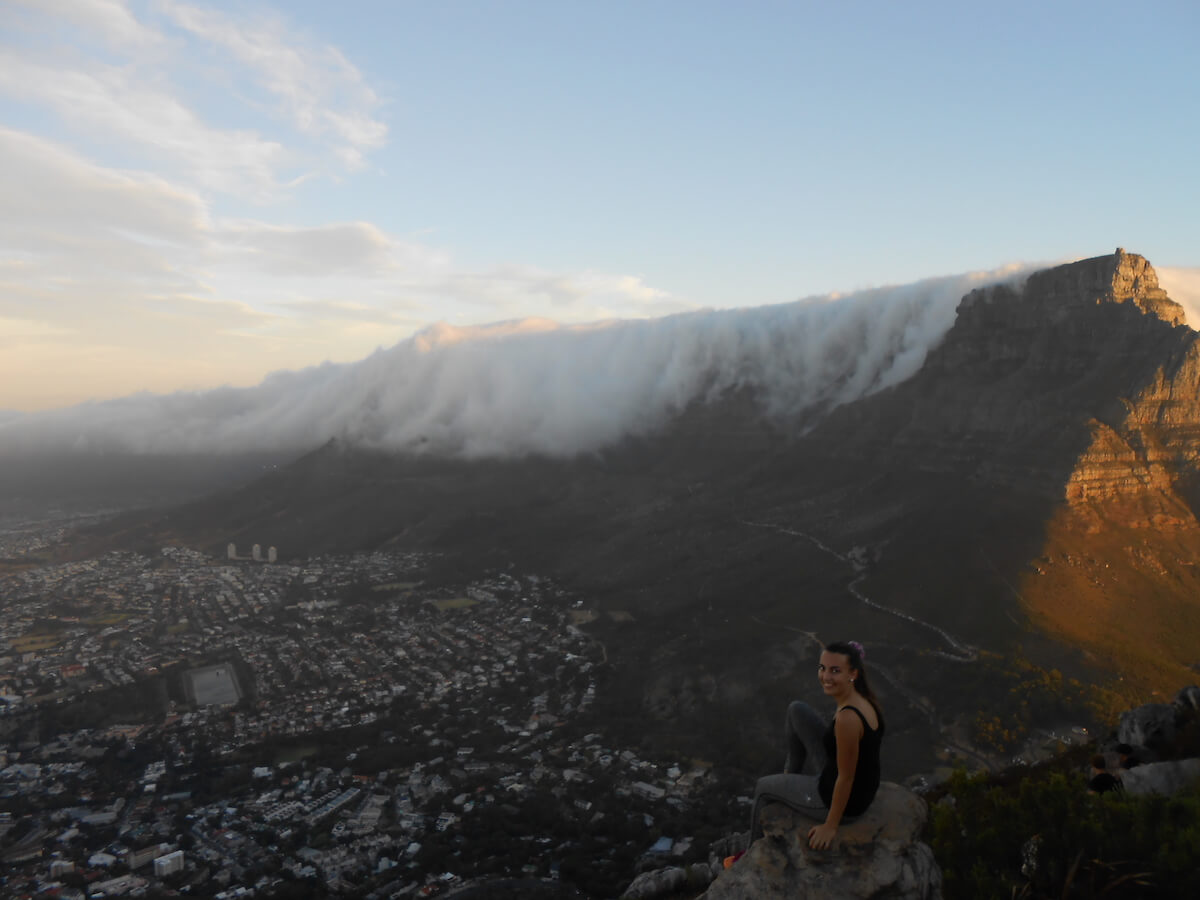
[744,640,885,853]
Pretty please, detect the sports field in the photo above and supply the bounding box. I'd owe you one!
[185,663,242,706]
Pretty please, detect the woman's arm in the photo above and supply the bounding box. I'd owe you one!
[807,709,861,850]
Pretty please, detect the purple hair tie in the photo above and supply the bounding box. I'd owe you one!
[848,640,866,661]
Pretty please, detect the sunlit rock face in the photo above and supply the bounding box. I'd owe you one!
[809,249,1200,504]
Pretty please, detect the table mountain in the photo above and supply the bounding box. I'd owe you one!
[73,249,1200,774]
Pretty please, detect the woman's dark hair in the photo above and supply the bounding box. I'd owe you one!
[825,640,883,725]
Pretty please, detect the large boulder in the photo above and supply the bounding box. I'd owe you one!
[620,864,714,899]
[1118,702,1177,755]
[699,782,941,900]
[1174,684,1200,713]
[1122,759,1200,796]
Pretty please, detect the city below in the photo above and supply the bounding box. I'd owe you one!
[0,514,741,899]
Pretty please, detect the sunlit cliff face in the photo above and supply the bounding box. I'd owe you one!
[0,263,1041,459]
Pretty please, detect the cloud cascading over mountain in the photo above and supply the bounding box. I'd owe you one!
[0,264,1046,459]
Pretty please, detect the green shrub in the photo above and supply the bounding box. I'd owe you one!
[929,766,1200,899]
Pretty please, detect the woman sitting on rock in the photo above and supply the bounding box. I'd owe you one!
[750,640,885,851]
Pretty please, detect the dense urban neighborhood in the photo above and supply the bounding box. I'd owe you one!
[0,516,739,898]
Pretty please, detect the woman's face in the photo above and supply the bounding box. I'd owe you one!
[816,650,856,696]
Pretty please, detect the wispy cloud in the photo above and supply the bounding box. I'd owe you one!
[216,220,423,277]
[0,127,207,242]
[438,265,679,319]
[0,52,286,199]
[0,0,384,197]
[5,0,164,50]
[160,0,387,170]
[1159,267,1200,329]
[0,2,687,411]
[0,126,682,409]
[0,315,73,341]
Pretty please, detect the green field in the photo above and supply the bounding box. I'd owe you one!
[83,613,130,626]
[185,663,243,706]
[274,743,319,764]
[12,633,61,652]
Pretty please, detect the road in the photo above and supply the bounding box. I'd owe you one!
[742,519,998,771]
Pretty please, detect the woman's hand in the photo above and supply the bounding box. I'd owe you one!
[807,822,838,850]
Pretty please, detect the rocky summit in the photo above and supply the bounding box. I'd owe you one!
[816,249,1194,496]
[699,784,941,900]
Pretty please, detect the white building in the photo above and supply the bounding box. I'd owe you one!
[154,849,185,877]
[268,546,277,563]
[127,842,172,870]
[631,781,666,801]
[49,859,75,877]
[252,544,262,562]
[227,543,237,560]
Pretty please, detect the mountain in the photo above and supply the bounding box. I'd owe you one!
[798,249,1200,690]
[66,249,1200,778]
[776,250,1200,666]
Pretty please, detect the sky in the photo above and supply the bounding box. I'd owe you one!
[2,0,1198,414]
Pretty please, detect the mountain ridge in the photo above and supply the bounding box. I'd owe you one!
[60,249,1200,774]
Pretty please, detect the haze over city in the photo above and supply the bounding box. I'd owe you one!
[2,0,1198,432]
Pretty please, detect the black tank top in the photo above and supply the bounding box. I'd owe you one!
[817,704,884,816]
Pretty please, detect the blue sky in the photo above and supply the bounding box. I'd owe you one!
[2,0,1198,410]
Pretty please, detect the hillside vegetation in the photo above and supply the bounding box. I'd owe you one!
[930,763,1200,899]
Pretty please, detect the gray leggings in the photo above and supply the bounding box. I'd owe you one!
[750,701,856,839]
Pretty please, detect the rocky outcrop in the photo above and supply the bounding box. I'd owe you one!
[1178,685,1200,712]
[814,249,1199,498]
[954,249,1183,333]
[1118,684,1200,759]
[699,783,941,900]
[1037,252,1200,505]
[965,251,1199,502]
[620,864,715,899]
[1104,686,1200,796]
[1118,702,1178,756]
[785,250,1200,695]
[1122,759,1200,796]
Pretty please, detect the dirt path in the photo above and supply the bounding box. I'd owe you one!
[743,519,998,771]
[741,520,978,662]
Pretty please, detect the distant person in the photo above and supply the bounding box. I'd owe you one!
[747,640,885,852]
[1087,755,1122,794]
[1115,742,1140,769]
